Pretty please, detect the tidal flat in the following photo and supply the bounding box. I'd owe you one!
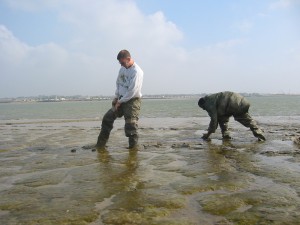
[0,116,300,225]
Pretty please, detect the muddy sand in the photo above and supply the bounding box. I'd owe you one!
[0,116,300,225]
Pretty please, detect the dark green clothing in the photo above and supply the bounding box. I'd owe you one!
[202,92,250,133]
[97,98,141,148]
[115,97,141,129]
[201,92,265,141]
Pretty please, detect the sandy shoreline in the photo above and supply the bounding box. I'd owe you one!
[0,116,300,224]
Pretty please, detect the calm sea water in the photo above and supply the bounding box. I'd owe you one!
[0,96,299,120]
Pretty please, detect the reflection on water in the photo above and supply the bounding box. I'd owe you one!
[97,149,113,164]
[0,116,300,224]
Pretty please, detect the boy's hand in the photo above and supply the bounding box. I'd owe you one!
[112,98,118,106]
[115,101,121,111]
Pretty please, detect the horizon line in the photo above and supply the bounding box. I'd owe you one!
[1,92,300,99]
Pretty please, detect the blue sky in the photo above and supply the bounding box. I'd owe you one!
[0,0,299,97]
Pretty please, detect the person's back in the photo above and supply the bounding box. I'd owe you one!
[198,91,265,141]
[202,91,250,117]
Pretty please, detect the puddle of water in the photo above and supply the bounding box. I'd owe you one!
[0,118,300,224]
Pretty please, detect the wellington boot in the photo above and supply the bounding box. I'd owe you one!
[95,136,108,151]
[128,135,139,149]
[222,134,232,140]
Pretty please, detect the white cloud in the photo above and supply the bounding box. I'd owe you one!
[60,1,183,50]
[0,24,105,96]
[269,0,292,10]
[0,0,188,97]
[1,0,300,97]
[0,25,28,64]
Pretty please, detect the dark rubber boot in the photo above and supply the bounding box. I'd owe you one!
[222,130,232,140]
[222,133,232,140]
[96,132,109,150]
[128,134,139,149]
[219,118,231,140]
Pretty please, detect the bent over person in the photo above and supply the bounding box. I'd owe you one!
[198,91,266,141]
[96,50,143,150]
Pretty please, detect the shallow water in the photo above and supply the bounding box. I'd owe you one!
[1,114,300,224]
[0,95,300,121]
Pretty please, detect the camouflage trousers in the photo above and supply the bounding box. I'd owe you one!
[96,98,141,147]
[218,112,264,138]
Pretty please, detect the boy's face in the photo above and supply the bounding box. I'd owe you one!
[118,57,130,68]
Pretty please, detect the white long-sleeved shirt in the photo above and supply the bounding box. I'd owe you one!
[115,62,143,103]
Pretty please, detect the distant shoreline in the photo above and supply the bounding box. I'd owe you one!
[0,94,300,104]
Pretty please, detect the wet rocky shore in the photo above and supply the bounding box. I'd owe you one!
[0,116,300,225]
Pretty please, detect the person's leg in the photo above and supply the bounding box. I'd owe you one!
[123,98,141,149]
[234,113,266,141]
[219,116,231,139]
[96,109,117,149]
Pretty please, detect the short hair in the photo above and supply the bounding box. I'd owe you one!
[198,97,205,107]
[117,50,131,60]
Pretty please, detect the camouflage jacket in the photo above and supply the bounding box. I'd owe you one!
[202,92,250,133]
